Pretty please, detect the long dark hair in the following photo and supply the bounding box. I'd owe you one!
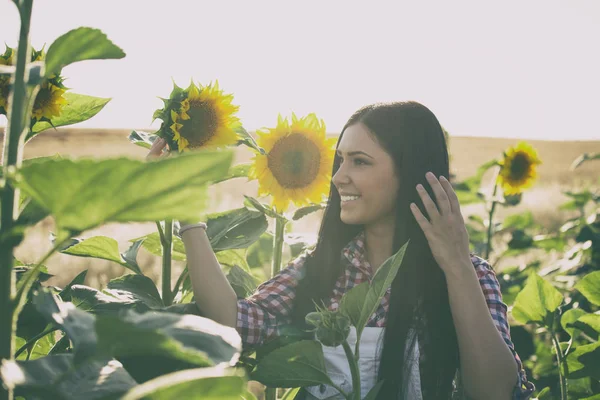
[291,101,460,399]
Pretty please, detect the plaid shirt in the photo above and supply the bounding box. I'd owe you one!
[237,230,535,399]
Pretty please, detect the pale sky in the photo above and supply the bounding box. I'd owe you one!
[1,0,599,140]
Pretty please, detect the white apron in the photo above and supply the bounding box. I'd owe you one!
[304,326,423,400]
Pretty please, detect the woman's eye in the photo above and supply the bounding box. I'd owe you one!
[354,158,367,165]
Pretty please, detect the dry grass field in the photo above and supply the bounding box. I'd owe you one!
[2,127,599,289]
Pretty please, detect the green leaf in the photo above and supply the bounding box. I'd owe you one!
[45,27,125,78]
[251,340,332,387]
[33,289,98,361]
[60,235,142,274]
[214,163,251,184]
[28,93,111,140]
[129,130,158,150]
[120,366,246,400]
[566,340,600,379]
[246,232,274,270]
[106,274,164,309]
[13,150,233,237]
[340,240,410,339]
[292,203,324,221]
[58,269,88,302]
[575,271,600,306]
[281,388,301,400]
[69,284,150,314]
[501,211,535,230]
[95,309,242,382]
[132,232,187,262]
[573,313,600,335]
[243,195,280,219]
[206,207,269,252]
[216,249,250,272]
[227,265,259,298]
[0,354,137,400]
[561,308,588,339]
[235,126,265,155]
[511,272,564,327]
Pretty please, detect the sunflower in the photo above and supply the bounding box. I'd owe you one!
[249,113,337,213]
[31,81,67,121]
[154,81,241,152]
[0,46,67,119]
[497,141,542,195]
[0,46,14,115]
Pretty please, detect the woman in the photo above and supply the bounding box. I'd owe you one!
[148,101,535,399]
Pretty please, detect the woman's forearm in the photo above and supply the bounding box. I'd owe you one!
[181,228,238,328]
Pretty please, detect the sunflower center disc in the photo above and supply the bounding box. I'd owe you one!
[267,133,321,189]
[181,100,219,147]
[509,153,530,179]
[34,86,52,111]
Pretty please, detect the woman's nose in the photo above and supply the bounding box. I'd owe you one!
[332,165,349,186]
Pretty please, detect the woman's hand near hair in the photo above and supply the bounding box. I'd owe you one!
[145,138,238,328]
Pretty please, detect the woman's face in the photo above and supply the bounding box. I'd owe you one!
[332,122,400,227]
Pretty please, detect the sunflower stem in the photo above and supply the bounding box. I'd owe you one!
[0,2,33,400]
[161,220,174,306]
[265,216,288,400]
[484,167,500,261]
[551,327,568,400]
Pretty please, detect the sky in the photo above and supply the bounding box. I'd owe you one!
[1,0,599,141]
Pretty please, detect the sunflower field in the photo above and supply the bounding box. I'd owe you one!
[1,1,599,400]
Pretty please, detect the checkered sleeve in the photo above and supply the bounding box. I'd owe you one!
[473,257,536,399]
[236,251,310,347]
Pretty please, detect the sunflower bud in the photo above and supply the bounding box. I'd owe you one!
[305,307,351,347]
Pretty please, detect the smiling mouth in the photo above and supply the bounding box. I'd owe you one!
[341,195,361,203]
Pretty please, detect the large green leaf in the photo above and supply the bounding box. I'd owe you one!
[251,340,332,387]
[227,265,259,298]
[205,207,269,252]
[571,314,600,337]
[12,150,233,238]
[69,284,150,314]
[340,240,410,339]
[60,235,143,274]
[131,232,187,261]
[0,354,136,400]
[28,93,111,140]
[561,308,588,339]
[44,27,125,78]
[511,272,564,327]
[566,340,600,379]
[575,271,600,306]
[105,274,164,309]
[96,310,242,382]
[216,249,250,272]
[96,310,242,365]
[120,366,246,400]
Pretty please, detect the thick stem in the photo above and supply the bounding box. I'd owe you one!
[0,3,33,400]
[551,331,568,400]
[342,340,361,400]
[161,220,174,306]
[484,168,500,260]
[265,217,287,400]
[271,217,286,277]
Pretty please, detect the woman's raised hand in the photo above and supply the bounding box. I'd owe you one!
[146,137,170,161]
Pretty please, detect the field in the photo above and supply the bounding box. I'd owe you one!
[4,127,600,289]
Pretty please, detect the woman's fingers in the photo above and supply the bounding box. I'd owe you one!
[146,138,168,160]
